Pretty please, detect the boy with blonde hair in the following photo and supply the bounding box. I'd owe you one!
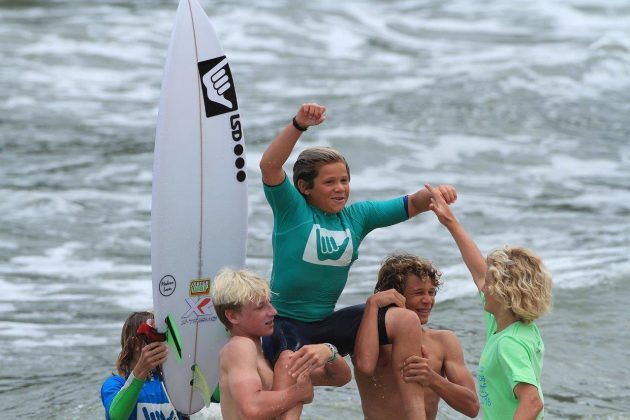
[212,268,351,420]
[426,184,553,419]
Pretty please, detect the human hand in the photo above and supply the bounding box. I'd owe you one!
[295,103,326,128]
[426,183,457,226]
[201,57,233,109]
[367,289,406,309]
[401,345,431,386]
[133,342,169,380]
[288,344,331,378]
[295,370,314,404]
[435,184,457,205]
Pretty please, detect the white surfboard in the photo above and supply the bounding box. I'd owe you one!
[151,0,247,414]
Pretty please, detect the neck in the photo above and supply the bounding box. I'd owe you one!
[494,308,517,333]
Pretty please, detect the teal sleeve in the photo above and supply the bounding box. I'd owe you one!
[263,174,306,224]
[107,374,145,420]
[347,197,407,240]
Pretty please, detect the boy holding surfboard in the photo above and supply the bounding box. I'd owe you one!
[259,103,458,419]
[211,268,351,420]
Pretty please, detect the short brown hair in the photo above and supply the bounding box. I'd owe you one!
[292,147,350,197]
[375,253,442,294]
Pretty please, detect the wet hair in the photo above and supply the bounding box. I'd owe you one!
[292,147,350,197]
[485,246,553,323]
[116,311,153,377]
[375,253,442,294]
[211,268,272,330]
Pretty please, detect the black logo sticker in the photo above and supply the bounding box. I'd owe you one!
[198,56,239,118]
[159,275,176,297]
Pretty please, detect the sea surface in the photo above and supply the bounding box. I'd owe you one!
[1,0,629,418]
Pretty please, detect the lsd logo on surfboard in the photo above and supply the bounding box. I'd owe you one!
[198,56,238,118]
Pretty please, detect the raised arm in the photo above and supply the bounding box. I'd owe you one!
[353,290,406,375]
[425,183,487,291]
[223,338,313,420]
[407,184,457,218]
[259,103,326,186]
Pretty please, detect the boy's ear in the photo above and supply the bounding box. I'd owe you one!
[297,179,310,196]
[225,309,240,325]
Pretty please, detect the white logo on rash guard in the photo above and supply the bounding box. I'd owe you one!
[136,402,176,420]
[302,224,353,266]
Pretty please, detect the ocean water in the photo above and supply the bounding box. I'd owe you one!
[1,0,629,418]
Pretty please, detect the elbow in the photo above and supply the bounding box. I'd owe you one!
[465,399,480,418]
[353,358,376,377]
[240,405,268,420]
[533,397,544,416]
[333,367,353,387]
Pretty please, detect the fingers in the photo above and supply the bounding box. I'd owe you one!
[373,290,406,308]
[288,346,321,378]
[421,344,429,358]
[297,103,326,127]
[140,342,169,369]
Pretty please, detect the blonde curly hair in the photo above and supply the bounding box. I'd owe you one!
[485,246,553,323]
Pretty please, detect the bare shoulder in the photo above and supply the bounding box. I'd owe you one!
[220,336,258,364]
[426,329,462,351]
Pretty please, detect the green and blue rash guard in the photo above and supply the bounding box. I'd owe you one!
[101,373,181,420]
[264,175,408,322]
[477,293,545,420]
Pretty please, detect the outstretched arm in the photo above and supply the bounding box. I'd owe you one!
[407,184,457,217]
[259,103,326,186]
[353,290,406,376]
[425,183,487,291]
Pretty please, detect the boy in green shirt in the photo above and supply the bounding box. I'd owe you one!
[427,183,552,419]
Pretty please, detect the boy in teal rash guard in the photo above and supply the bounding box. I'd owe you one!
[100,311,185,420]
[259,102,458,420]
[426,183,553,420]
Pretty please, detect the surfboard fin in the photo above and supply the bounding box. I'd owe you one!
[191,364,212,407]
[211,383,220,403]
[165,314,183,363]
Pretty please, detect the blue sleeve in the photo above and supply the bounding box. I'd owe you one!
[101,375,125,420]
[346,196,408,241]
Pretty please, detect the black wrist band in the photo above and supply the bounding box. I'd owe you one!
[292,116,308,132]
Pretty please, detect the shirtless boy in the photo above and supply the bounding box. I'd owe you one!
[212,268,351,420]
[353,254,479,419]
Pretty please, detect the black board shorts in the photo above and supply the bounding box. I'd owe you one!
[262,303,391,367]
